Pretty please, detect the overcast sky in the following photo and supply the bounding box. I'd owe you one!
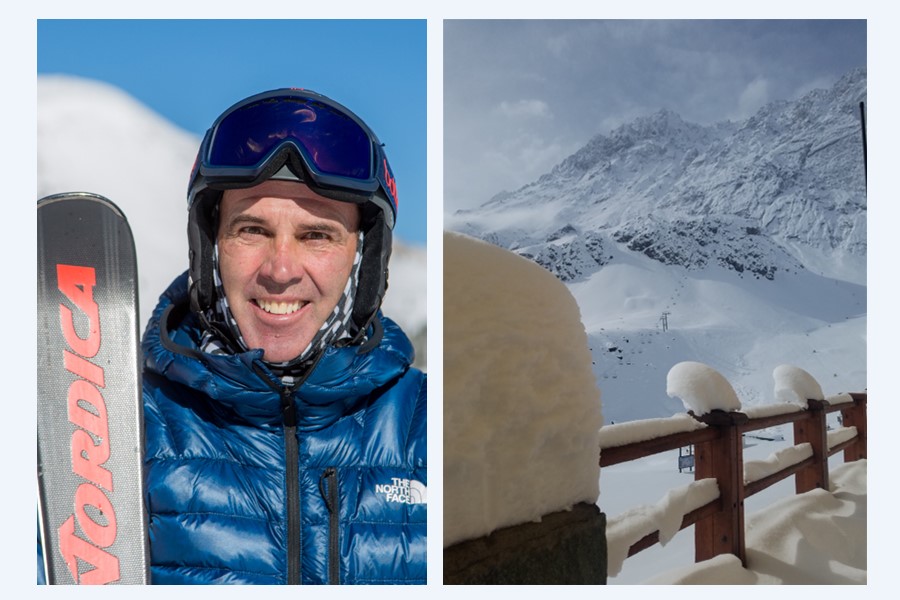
[444,20,867,211]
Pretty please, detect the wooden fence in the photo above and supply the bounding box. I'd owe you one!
[599,392,867,565]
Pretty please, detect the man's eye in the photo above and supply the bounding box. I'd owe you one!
[303,231,331,241]
[240,226,267,236]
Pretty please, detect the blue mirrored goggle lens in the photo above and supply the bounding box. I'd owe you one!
[206,97,373,180]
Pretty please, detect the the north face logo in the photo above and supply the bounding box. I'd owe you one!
[375,478,427,505]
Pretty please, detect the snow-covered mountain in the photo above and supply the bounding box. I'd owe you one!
[446,68,867,422]
[37,75,427,368]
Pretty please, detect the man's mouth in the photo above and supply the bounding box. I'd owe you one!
[254,299,305,315]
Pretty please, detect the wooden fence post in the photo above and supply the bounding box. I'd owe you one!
[842,393,867,462]
[692,410,748,566]
[793,399,828,494]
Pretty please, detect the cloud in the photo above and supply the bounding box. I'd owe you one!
[444,129,576,211]
[737,77,770,120]
[494,99,552,119]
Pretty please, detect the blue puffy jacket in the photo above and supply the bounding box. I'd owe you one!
[141,273,427,584]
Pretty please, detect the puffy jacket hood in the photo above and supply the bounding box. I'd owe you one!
[142,272,415,431]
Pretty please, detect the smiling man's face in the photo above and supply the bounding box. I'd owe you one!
[217,179,360,363]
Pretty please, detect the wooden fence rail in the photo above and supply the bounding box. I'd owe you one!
[599,392,867,566]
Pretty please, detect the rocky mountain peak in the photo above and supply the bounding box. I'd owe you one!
[449,68,866,286]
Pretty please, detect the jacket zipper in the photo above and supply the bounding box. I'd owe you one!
[252,356,323,586]
[280,387,302,585]
[318,468,340,584]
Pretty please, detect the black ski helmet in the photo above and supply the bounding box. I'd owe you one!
[186,88,398,343]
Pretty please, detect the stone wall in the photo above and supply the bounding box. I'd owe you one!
[444,503,607,585]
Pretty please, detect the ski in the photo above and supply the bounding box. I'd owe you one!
[37,192,149,584]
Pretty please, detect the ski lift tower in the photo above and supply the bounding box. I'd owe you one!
[659,311,670,332]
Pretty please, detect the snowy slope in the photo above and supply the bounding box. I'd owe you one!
[37,75,427,365]
[570,252,865,423]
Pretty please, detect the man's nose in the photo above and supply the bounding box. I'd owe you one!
[260,236,304,285]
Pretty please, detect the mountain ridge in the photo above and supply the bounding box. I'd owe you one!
[449,67,867,286]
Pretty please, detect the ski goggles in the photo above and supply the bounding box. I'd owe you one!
[189,89,398,218]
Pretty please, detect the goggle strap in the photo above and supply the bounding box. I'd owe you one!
[188,191,219,316]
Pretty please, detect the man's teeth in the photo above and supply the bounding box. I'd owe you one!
[257,300,302,315]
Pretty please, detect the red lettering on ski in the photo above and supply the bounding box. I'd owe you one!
[58,265,101,358]
[56,264,120,584]
[58,512,120,585]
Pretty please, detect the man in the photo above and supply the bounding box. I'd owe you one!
[140,89,426,584]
